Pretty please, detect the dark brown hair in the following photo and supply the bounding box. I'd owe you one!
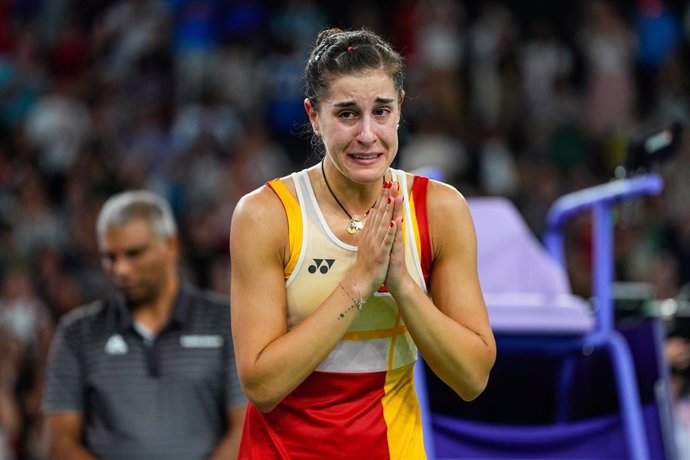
[304,28,405,110]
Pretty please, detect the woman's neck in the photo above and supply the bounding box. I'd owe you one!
[320,159,387,218]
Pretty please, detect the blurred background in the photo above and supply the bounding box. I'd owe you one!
[1,0,690,458]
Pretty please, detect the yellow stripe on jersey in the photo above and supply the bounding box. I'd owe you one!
[387,312,404,369]
[342,325,408,341]
[267,178,302,279]
[383,363,427,459]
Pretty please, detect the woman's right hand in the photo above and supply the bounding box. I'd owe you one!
[350,180,401,296]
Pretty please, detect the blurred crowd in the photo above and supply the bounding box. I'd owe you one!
[1,0,690,458]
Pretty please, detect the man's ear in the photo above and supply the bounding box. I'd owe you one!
[167,234,181,263]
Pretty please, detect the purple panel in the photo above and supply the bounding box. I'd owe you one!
[468,198,594,334]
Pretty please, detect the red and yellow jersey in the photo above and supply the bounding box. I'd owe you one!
[239,168,431,460]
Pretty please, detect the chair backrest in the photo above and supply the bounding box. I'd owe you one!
[469,197,572,297]
[468,197,593,334]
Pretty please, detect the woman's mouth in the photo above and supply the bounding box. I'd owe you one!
[350,153,380,160]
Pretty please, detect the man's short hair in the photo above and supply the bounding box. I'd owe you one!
[96,190,177,238]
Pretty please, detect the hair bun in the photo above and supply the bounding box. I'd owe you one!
[315,27,343,46]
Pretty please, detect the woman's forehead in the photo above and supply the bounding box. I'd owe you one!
[323,70,398,104]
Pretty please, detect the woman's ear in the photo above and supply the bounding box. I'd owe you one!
[304,98,319,133]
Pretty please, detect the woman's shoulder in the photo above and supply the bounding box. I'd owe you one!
[401,170,468,211]
[233,176,295,226]
[232,165,319,225]
[415,176,473,240]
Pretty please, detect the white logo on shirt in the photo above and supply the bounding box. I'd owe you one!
[180,335,223,348]
[104,334,128,355]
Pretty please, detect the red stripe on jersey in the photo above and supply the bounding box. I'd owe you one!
[239,371,390,459]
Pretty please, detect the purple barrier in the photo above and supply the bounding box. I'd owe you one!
[432,402,663,460]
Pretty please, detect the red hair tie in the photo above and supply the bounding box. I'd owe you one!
[347,45,354,53]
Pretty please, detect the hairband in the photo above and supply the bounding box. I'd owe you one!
[313,41,357,62]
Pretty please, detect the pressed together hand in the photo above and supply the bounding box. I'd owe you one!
[350,180,406,297]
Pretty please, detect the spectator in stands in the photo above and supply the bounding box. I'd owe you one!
[665,333,690,459]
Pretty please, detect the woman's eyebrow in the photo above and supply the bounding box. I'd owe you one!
[332,97,396,108]
[332,100,357,108]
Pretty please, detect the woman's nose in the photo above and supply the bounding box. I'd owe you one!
[356,117,377,144]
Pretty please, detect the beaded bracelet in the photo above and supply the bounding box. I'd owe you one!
[337,273,366,320]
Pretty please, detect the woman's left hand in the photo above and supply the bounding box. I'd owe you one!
[383,182,410,296]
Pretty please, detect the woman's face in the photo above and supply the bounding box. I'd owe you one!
[306,69,403,184]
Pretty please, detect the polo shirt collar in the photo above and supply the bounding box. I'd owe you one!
[110,279,193,333]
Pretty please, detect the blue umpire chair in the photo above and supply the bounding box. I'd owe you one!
[416,174,675,459]
[415,121,684,459]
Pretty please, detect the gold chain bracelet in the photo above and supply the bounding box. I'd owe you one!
[337,273,366,320]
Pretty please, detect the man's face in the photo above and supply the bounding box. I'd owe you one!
[98,218,177,305]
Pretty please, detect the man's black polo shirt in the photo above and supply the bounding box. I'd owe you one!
[42,281,246,460]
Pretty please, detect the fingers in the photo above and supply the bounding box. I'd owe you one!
[353,180,399,290]
[389,215,404,257]
[383,192,406,292]
[390,186,405,256]
[381,181,403,246]
[367,180,397,240]
[352,178,405,291]
[364,180,387,229]
[391,183,404,224]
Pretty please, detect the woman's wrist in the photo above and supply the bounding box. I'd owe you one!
[386,274,417,301]
[347,265,380,299]
[337,273,366,320]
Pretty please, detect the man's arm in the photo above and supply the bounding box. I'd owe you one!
[42,312,95,459]
[44,412,96,460]
[207,406,246,460]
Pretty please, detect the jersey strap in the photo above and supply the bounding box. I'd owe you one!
[410,176,431,290]
[266,178,302,278]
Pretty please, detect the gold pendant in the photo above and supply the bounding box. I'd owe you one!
[346,218,364,234]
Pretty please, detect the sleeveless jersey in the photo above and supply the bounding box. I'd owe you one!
[238,168,432,460]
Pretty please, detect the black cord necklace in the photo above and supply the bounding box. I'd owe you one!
[321,159,379,235]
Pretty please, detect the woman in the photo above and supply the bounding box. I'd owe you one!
[230,27,496,459]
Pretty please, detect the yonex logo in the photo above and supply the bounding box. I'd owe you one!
[308,259,335,274]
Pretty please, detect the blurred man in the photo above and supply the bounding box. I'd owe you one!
[42,190,245,460]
